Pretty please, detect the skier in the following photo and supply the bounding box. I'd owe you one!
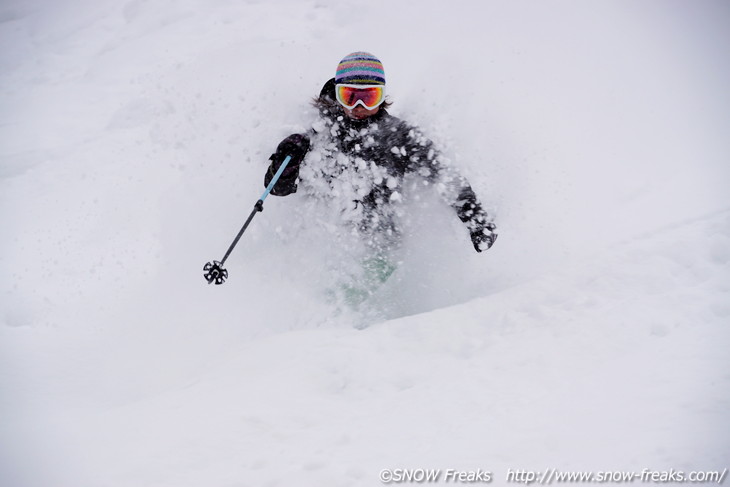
[264,52,497,306]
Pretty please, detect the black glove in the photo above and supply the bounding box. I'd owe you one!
[271,134,310,169]
[265,134,310,196]
[470,222,497,252]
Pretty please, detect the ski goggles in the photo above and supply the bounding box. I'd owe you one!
[335,84,386,110]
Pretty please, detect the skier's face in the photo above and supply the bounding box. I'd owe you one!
[344,104,380,120]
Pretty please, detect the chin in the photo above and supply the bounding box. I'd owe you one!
[348,110,371,120]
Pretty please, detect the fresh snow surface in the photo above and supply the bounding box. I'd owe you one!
[1,1,729,486]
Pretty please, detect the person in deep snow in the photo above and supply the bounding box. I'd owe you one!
[264,52,497,305]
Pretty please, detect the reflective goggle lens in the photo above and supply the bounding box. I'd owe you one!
[335,84,385,109]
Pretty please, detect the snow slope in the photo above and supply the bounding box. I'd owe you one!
[1,1,729,486]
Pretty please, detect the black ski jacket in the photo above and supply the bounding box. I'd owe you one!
[264,79,497,251]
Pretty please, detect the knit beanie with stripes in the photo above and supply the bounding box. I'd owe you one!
[335,52,385,86]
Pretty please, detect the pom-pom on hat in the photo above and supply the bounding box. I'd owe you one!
[335,51,385,86]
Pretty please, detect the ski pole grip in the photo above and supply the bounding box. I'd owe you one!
[260,155,292,202]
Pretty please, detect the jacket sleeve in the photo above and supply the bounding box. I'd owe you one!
[264,133,311,196]
[401,124,498,243]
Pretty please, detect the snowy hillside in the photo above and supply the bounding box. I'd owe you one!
[1,1,729,486]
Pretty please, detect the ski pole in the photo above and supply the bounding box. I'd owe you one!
[203,155,292,285]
